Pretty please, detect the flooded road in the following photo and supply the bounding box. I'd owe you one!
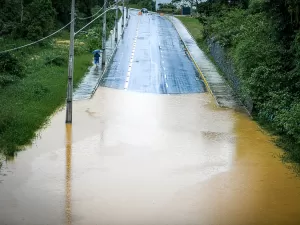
[1,11,300,225]
[1,89,300,225]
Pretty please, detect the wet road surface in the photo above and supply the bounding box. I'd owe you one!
[73,9,128,100]
[1,11,300,225]
[100,12,205,94]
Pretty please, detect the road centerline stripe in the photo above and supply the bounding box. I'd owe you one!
[124,16,140,90]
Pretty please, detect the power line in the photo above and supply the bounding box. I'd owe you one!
[77,1,116,20]
[77,5,104,20]
[0,4,117,54]
[74,5,117,36]
[0,19,75,54]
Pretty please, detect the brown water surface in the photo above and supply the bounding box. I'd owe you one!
[0,88,300,225]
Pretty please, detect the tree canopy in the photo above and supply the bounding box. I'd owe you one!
[0,0,108,40]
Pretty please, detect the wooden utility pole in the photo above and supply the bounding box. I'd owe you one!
[66,0,75,123]
[102,0,107,65]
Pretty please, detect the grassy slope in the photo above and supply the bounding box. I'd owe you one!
[176,17,203,39]
[0,9,121,157]
[176,16,228,80]
[128,4,141,9]
[175,16,207,50]
[0,41,91,156]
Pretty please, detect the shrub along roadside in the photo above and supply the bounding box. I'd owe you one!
[177,14,300,166]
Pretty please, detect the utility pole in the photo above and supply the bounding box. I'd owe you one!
[66,0,75,123]
[126,0,129,19]
[122,0,124,31]
[102,0,107,65]
[126,0,129,26]
[20,0,24,23]
[115,0,119,42]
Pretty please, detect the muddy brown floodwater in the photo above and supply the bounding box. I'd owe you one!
[0,87,300,225]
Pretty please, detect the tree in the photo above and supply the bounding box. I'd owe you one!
[21,0,56,40]
[172,0,201,8]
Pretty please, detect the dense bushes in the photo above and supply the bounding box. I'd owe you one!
[198,0,300,162]
[0,53,24,87]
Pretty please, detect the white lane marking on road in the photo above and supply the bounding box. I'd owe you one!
[164,74,166,78]
[124,17,140,90]
[166,83,168,88]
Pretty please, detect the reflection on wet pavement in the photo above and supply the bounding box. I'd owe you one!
[65,124,72,225]
[73,9,128,100]
[1,88,300,225]
[100,13,205,94]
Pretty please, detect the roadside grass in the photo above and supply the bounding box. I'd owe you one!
[0,10,120,158]
[159,8,173,13]
[158,8,180,14]
[175,16,229,83]
[175,17,203,41]
[175,16,211,57]
[0,42,91,156]
[128,4,141,9]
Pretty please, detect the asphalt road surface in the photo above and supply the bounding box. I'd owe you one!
[100,12,206,94]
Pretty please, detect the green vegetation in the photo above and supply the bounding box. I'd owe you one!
[176,17,203,41]
[178,0,300,164]
[0,1,119,157]
[128,3,141,9]
[157,2,179,14]
[0,42,90,156]
[128,0,156,11]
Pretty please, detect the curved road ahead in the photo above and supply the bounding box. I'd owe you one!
[100,12,205,94]
[1,10,300,225]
